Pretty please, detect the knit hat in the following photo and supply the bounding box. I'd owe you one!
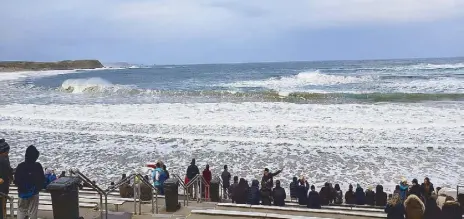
[0,139,10,153]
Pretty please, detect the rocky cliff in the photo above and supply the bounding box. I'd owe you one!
[0,60,104,72]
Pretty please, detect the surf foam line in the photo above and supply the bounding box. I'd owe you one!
[0,125,453,149]
[0,68,109,82]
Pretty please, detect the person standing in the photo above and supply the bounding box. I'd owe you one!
[221,165,231,199]
[185,159,200,199]
[153,162,167,195]
[420,177,434,200]
[0,139,13,219]
[261,167,283,189]
[202,165,212,199]
[385,193,405,219]
[14,145,45,219]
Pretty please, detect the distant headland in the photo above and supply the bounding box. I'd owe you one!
[0,60,104,72]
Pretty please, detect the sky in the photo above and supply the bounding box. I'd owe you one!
[1,0,464,64]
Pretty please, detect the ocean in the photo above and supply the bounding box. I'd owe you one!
[0,58,463,192]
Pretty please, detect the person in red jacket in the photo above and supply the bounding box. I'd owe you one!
[202,164,212,199]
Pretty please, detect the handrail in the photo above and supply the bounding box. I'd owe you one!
[134,173,158,214]
[172,173,189,206]
[198,175,210,203]
[105,174,137,218]
[70,169,105,219]
[0,192,14,218]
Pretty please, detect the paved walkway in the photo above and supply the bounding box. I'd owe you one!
[32,199,382,219]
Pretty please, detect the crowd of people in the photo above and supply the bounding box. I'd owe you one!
[2,139,463,219]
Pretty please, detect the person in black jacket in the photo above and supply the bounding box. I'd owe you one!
[247,180,260,205]
[272,180,286,206]
[221,165,231,199]
[345,184,356,204]
[424,196,441,219]
[261,168,282,189]
[320,182,331,205]
[185,159,199,198]
[234,178,249,204]
[229,176,239,203]
[14,145,45,219]
[289,177,298,201]
[307,185,321,209]
[441,196,462,219]
[334,184,343,204]
[297,177,309,205]
[355,184,366,205]
[365,186,376,206]
[375,185,387,206]
[0,139,12,219]
[409,178,421,198]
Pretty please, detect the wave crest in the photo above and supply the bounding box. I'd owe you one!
[61,77,120,93]
[224,70,372,90]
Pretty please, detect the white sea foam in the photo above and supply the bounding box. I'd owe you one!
[0,102,463,191]
[0,68,109,82]
[224,71,373,91]
[61,77,114,93]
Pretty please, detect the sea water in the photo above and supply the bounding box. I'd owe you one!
[0,58,463,192]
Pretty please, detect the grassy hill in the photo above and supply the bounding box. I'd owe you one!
[0,60,104,72]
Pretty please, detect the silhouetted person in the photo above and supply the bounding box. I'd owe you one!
[221,165,231,199]
[420,177,434,200]
[307,185,321,209]
[334,184,343,204]
[14,145,45,219]
[234,178,248,204]
[0,139,12,219]
[355,184,366,205]
[424,196,441,219]
[375,185,387,206]
[365,186,376,206]
[345,184,356,204]
[289,177,298,201]
[261,167,282,189]
[272,180,286,206]
[297,177,309,205]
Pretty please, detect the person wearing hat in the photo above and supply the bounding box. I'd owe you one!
[399,178,409,202]
[0,139,13,219]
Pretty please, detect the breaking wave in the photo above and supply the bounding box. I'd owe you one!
[224,71,373,90]
[60,77,133,93]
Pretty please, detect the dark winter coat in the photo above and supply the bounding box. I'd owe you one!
[320,185,331,205]
[355,187,366,205]
[221,170,231,188]
[234,179,248,204]
[420,183,434,199]
[261,170,282,189]
[385,203,405,219]
[307,190,322,209]
[375,185,388,206]
[0,155,12,194]
[229,182,239,202]
[345,189,356,204]
[409,184,421,199]
[404,195,425,219]
[247,180,260,205]
[424,197,441,219]
[186,162,200,180]
[297,182,309,205]
[289,177,298,199]
[335,190,343,204]
[366,189,376,206]
[272,183,286,206]
[14,146,45,199]
[441,201,462,219]
[260,187,272,206]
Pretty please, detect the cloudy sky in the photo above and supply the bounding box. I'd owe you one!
[1,0,464,64]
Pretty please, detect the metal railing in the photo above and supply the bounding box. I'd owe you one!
[70,169,106,219]
[198,175,210,203]
[171,173,189,206]
[0,192,14,219]
[105,173,158,218]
